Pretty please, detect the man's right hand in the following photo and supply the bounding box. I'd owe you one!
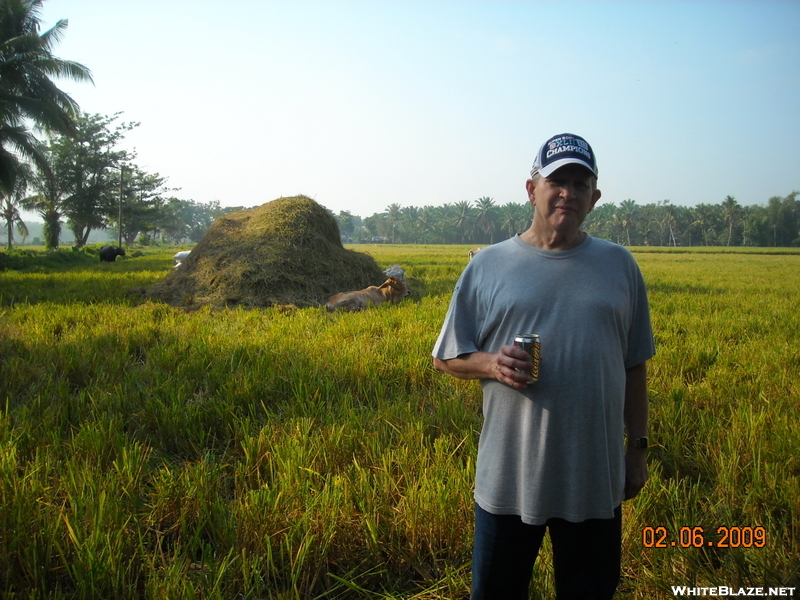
[433,345,534,390]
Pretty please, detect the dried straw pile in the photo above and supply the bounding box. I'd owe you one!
[146,196,385,309]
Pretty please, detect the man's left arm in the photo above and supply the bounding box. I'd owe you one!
[624,361,649,500]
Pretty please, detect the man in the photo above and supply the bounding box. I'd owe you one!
[432,133,655,599]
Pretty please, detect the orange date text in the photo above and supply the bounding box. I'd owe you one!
[641,526,766,549]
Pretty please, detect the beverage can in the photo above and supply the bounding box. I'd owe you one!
[513,333,541,382]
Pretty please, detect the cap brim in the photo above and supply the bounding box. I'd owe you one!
[538,158,598,179]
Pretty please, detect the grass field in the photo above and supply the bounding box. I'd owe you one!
[0,244,798,599]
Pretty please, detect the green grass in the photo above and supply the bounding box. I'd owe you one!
[0,244,798,598]
[629,246,800,255]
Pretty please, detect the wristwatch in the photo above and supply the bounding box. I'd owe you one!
[628,436,649,449]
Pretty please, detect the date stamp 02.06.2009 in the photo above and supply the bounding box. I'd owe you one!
[641,525,766,549]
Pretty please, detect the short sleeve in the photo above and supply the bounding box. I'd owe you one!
[432,268,483,361]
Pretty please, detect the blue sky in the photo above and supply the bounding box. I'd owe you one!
[33,0,800,219]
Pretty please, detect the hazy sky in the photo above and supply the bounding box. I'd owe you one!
[33,0,800,219]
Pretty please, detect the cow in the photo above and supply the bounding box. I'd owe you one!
[468,247,482,261]
[99,245,126,263]
[325,276,409,312]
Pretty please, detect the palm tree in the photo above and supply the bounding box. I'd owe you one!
[610,211,625,245]
[452,200,474,243]
[0,0,93,193]
[691,203,720,246]
[22,152,65,249]
[721,195,741,246]
[385,203,401,243]
[649,200,679,246]
[417,205,435,243]
[474,196,498,244]
[1,163,29,248]
[400,205,420,243]
[433,203,455,244]
[618,199,638,246]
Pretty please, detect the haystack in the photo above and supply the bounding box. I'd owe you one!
[146,196,386,308]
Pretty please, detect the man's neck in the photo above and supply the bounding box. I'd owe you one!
[519,227,587,251]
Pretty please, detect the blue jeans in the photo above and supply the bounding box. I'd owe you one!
[471,503,621,600]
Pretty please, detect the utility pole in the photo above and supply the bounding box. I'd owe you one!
[118,165,124,248]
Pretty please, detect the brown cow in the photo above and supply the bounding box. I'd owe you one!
[468,247,482,261]
[325,276,409,312]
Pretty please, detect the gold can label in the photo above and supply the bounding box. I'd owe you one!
[514,334,540,382]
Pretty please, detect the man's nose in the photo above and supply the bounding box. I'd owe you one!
[560,182,577,199]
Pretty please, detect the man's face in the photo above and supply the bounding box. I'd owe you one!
[526,164,602,235]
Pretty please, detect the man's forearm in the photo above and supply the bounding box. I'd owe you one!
[433,353,496,380]
[624,361,649,440]
[624,361,649,500]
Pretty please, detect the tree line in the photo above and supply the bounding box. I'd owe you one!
[333,192,800,247]
[2,111,245,249]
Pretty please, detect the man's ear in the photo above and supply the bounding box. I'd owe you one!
[525,179,536,206]
[589,188,602,212]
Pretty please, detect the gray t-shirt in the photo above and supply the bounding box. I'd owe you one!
[432,234,655,524]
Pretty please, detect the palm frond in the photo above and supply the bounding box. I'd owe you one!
[38,18,69,50]
[0,0,91,188]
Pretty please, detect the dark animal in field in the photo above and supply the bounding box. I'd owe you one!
[99,245,126,262]
[325,276,410,311]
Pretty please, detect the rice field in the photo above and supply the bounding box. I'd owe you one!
[0,244,798,599]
